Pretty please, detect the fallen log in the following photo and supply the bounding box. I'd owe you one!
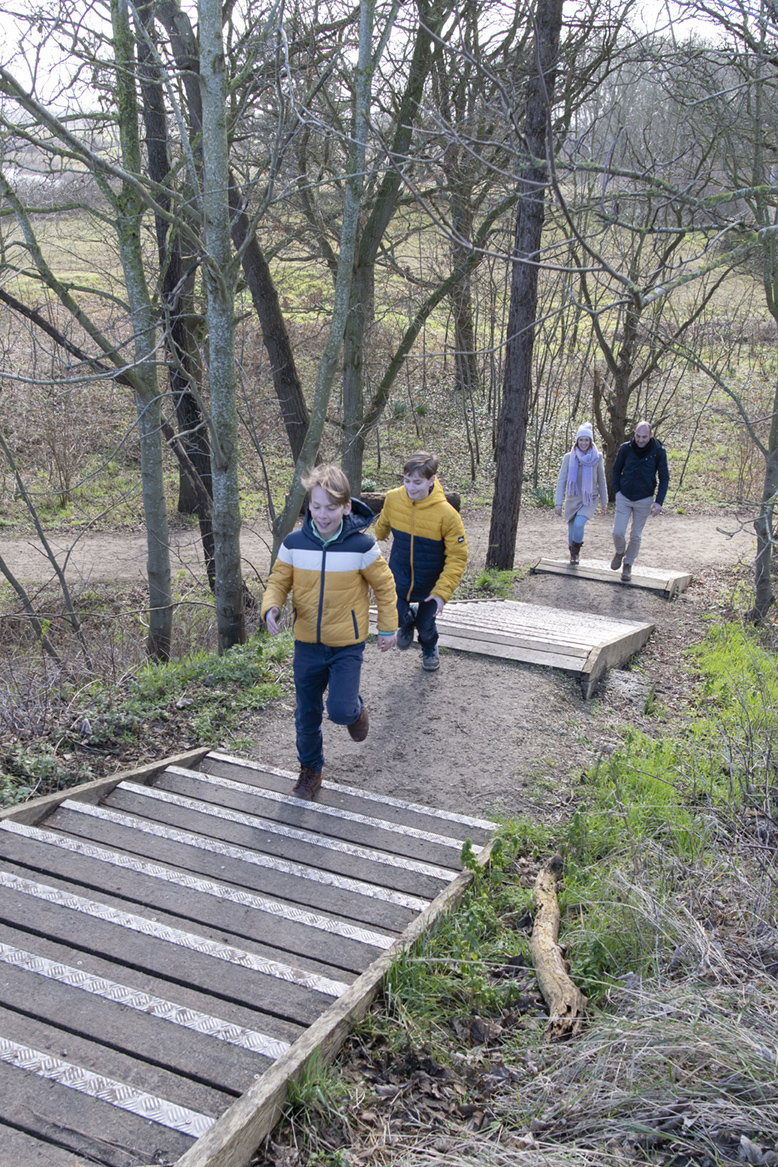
[529,852,587,1041]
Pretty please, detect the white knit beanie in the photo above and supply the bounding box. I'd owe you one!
[576,422,594,442]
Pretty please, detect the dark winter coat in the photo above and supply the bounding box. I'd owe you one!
[612,437,669,506]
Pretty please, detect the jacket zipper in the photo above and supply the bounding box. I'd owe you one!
[316,545,327,643]
[406,500,415,602]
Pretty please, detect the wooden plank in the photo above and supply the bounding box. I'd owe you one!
[170,835,500,1167]
[530,557,692,596]
[0,1054,197,1167]
[154,769,469,868]
[581,621,655,698]
[0,867,352,1027]
[202,754,497,844]
[0,942,277,1095]
[103,784,454,899]
[0,825,393,975]
[0,1120,96,1167]
[435,632,587,672]
[0,920,302,1051]
[0,1003,230,1118]
[45,802,421,933]
[0,749,210,827]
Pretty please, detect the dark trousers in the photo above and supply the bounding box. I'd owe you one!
[292,641,365,769]
[397,596,439,649]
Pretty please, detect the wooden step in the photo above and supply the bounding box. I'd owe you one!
[0,750,497,1167]
[531,556,692,597]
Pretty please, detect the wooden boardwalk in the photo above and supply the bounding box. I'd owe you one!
[0,750,496,1167]
[433,599,654,697]
[531,557,692,598]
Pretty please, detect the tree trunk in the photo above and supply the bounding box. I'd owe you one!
[199,0,245,650]
[112,0,173,659]
[341,262,374,493]
[487,0,564,570]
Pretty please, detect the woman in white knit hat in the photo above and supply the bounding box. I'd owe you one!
[554,423,608,565]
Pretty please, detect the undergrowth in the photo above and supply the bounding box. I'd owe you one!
[270,617,778,1167]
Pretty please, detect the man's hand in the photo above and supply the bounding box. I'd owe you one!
[425,595,445,615]
[601,503,608,514]
[265,607,281,636]
[650,502,663,517]
[377,633,396,651]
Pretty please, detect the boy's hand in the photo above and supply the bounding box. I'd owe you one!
[265,607,281,636]
[377,633,396,651]
[425,595,445,615]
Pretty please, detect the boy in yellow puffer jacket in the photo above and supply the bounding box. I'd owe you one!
[375,451,468,672]
[262,465,397,800]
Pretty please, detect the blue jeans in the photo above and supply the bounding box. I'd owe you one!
[397,596,439,649]
[568,514,588,545]
[292,641,365,769]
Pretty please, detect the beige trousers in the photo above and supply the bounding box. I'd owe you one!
[612,492,653,565]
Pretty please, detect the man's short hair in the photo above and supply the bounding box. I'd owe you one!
[403,451,438,479]
[636,419,652,433]
[302,464,351,506]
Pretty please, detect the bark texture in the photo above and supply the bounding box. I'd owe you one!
[529,853,587,1041]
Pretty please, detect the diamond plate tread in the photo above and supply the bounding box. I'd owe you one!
[0,865,350,1026]
[0,823,393,975]
[0,1050,198,1167]
[154,767,469,868]
[0,919,302,1051]
[0,940,279,1095]
[202,753,497,843]
[103,782,453,898]
[46,801,422,933]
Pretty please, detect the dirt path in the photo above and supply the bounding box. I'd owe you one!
[0,505,755,582]
[0,507,752,823]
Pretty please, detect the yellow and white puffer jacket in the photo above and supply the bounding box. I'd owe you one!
[261,499,398,645]
[374,479,468,603]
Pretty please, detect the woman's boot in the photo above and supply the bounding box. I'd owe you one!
[570,541,583,565]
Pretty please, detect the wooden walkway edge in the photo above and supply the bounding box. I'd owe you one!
[530,557,692,598]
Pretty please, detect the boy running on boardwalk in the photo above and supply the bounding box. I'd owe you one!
[261,465,398,800]
[375,451,468,672]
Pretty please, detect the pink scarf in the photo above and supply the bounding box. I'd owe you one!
[566,443,600,506]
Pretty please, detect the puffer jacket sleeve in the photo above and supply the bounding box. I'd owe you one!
[432,510,468,602]
[261,546,293,619]
[363,549,398,633]
[555,454,570,507]
[374,502,392,541]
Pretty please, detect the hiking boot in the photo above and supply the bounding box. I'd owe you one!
[347,705,369,742]
[570,541,583,566]
[422,644,440,672]
[621,562,632,582]
[291,765,322,800]
[610,551,624,571]
[396,623,415,651]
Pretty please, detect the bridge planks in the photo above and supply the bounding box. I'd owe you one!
[530,556,692,597]
[0,751,496,1167]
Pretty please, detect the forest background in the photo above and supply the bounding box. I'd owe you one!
[2,2,778,1165]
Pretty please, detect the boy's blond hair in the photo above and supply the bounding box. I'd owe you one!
[403,450,438,479]
[302,464,351,506]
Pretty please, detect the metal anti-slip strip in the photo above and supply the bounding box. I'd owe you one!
[167,766,477,853]
[209,752,497,832]
[0,942,289,1059]
[1,821,394,951]
[0,1036,214,1138]
[0,870,349,998]
[119,781,457,881]
[62,799,430,914]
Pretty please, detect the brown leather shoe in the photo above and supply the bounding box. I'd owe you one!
[347,706,369,742]
[291,765,322,799]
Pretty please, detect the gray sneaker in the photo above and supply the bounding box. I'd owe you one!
[396,623,415,651]
[422,644,440,671]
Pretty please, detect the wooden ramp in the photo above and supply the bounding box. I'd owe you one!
[432,599,654,697]
[531,557,692,598]
[0,750,496,1167]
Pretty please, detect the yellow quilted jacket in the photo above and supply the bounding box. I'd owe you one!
[261,500,398,645]
[374,479,468,603]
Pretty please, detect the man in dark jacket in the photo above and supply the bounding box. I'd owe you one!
[610,421,669,582]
